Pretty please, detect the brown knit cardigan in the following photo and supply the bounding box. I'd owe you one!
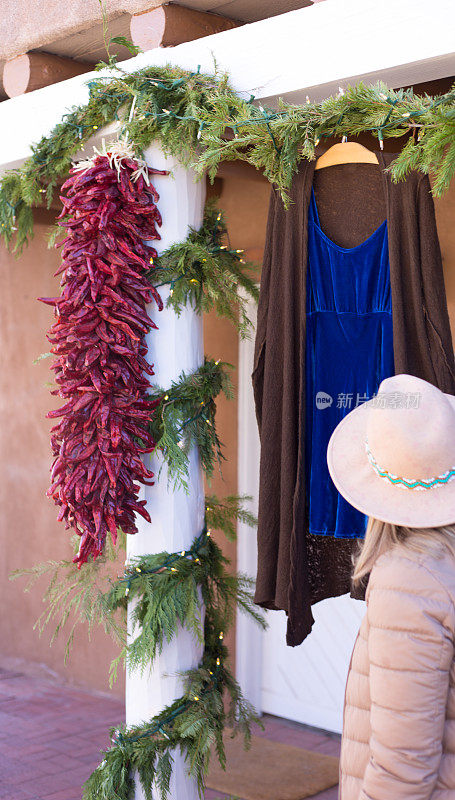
[252,153,455,647]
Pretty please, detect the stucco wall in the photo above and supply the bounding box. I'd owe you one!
[0,208,125,697]
[204,174,271,668]
[0,176,270,696]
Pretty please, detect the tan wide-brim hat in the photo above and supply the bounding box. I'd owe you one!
[327,373,455,528]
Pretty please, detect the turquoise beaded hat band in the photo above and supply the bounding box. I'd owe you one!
[365,440,455,491]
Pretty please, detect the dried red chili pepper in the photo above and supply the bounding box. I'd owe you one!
[39,154,166,566]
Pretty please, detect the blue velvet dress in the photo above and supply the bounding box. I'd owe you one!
[305,189,394,539]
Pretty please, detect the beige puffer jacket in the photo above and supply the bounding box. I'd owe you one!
[340,546,455,800]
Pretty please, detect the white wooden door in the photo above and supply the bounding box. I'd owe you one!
[260,594,364,733]
[236,294,365,734]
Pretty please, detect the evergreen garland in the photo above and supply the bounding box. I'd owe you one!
[148,356,233,490]
[106,522,264,683]
[149,203,259,338]
[10,532,126,663]
[1,64,454,252]
[196,82,455,195]
[14,494,264,800]
[83,613,260,800]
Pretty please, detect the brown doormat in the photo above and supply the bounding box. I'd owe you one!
[206,732,339,800]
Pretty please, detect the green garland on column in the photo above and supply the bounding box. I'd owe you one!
[148,357,233,490]
[13,494,263,800]
[107,505,263,683]
[149,203,259,338]
[82,518,264,800]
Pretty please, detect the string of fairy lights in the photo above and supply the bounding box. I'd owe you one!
[3,64,453,251]
[121,526,211,597]
[61,68,455,165]
[121,73,455,154]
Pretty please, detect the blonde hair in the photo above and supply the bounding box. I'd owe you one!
[352,517,455,586]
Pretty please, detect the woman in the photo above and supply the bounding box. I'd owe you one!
[327,373,455,800]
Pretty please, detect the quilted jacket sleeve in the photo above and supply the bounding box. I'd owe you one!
[360,553,455,800]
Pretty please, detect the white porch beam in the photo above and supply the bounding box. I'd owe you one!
[0,0,453,172]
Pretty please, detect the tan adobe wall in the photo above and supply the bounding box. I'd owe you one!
[0,175,270,695]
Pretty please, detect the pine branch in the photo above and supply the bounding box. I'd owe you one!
[104,525,265,682]
[147,202,258,338]
[205,493,257,541]
[10,535,126,661]
[147,357,234,490]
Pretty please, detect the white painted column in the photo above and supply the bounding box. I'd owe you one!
[126,143,206,800]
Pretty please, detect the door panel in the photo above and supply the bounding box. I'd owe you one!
[261,594,364,733]
[237,292,365,733]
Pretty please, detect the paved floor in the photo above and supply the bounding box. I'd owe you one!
[0,665,340,800]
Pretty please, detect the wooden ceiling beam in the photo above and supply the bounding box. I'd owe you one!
[34,14,136,65]
[130,4,238,50]
[3,53,94,98]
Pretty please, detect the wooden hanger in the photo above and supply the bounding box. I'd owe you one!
[315,140,379,170]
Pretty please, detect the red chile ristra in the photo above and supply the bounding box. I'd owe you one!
[39,155,166,566]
